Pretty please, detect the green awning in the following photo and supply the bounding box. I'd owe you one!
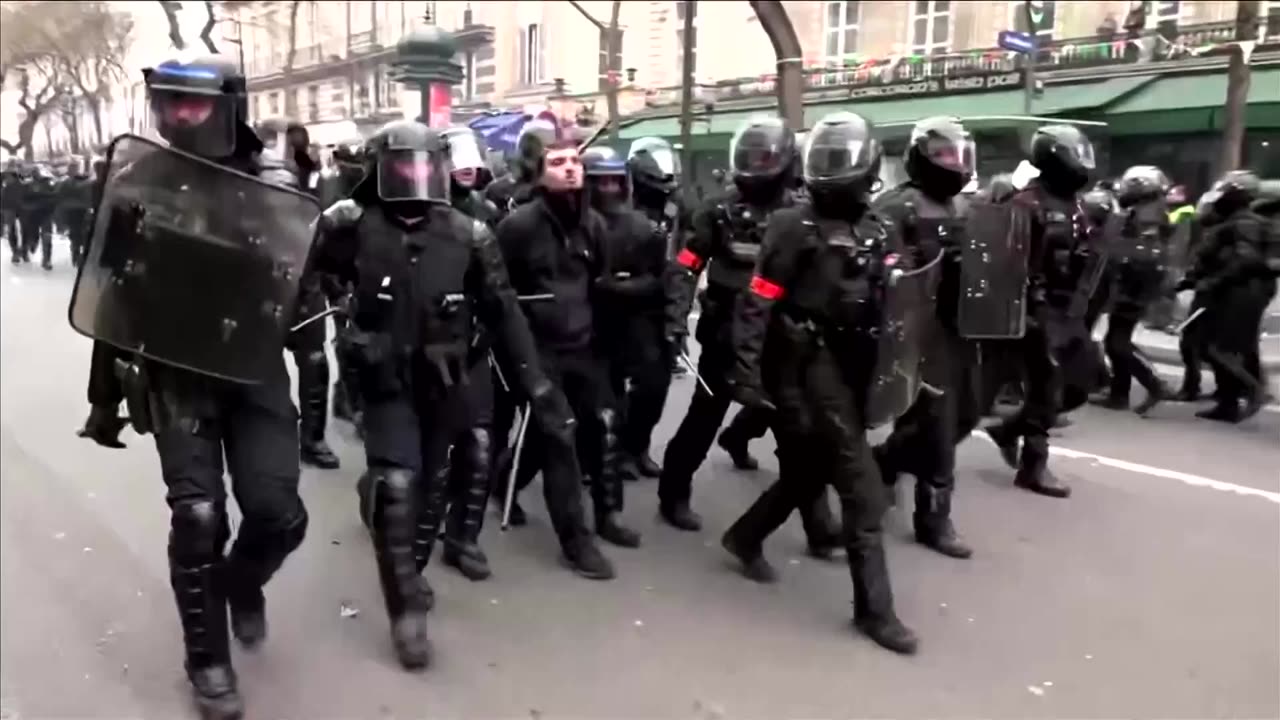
[1103,69,1280,134]
[617,76,1150,145]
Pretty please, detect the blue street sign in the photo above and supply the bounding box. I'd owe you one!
[998,30,1037,54]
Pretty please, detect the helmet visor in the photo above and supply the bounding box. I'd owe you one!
[630,138,681,177]
[447,131,486,171]
[378,149,449,202]
[803,120,878,182]
[148,90,235,158]
[730,120,791,178]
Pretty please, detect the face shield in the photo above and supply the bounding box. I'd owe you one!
[730,119,792,179]
[802,115,878,184]
[628,138,682,180]
[377,149,449,203]
[911,121,976,178]
[148,89,235,158]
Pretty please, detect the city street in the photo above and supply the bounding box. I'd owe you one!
[1,255,1277,720]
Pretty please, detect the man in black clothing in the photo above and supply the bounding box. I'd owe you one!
[496,136,641,558]
[76,53,312,720]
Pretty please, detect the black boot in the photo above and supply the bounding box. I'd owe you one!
[301,437,340,469]
[596,511,642,548]
[717,429,759,471]
[369,468,432,670]
[659,501,703,531]
[563,536,615,580]
[1197,401,1241,423]
[170,557,243,720]
[298,350,340,469]
[1173,385,1203,402]
[1014,436,1071,498]
[849,538,918,655]
[443,539,492,581]
[985,422,1020,469]
[443,427,494,580]
[721,530,778,583]
[1133,382,1167,416]
[1090,394,1128,410]
[635,453,662,478]
[224,508,308,650]
[912,484,972,559]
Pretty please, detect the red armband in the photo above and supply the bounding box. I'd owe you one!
[749,275,785,301]
[676,248,704,271]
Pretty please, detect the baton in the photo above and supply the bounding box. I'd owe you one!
[1174,307,1206,336]
[290,305,342,333]
[501,403,532,531]
[517,293,555,302]
[488,351,510,394]
[679,351,714,397]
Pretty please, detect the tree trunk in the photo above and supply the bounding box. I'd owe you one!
[284,0,302,118]
[677,0,696,204]
[604,1,622,143]
[1218,1,1258,174]
[199,0,219,53]
[158,1,186,50]
[89,98,105,147]
[749,0,803,130]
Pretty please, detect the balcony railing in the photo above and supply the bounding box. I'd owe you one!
[642,19,1280,111]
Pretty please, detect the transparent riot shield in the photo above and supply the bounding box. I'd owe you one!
[957,200,1030,339]
[68,134,322,384]
[864,247,945,429]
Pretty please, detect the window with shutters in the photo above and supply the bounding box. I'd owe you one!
[518,23,547,86]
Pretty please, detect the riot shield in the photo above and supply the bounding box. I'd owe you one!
[1066,213,1119,320]
[957,200,1030,339]
[69,134,322,384]
[865,247,945,429]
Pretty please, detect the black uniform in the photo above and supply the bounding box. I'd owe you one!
[20,170,57,269]
[1176,171,1276,422]
[314,121,593,668]
[58,168,94,267]
[722,111,918,655]
[871,116,978,560]
[2,169,23,262]
[985,125,1102,499]
[1095,166,1172,412]
[77,54,307,720]
[319,144,368,428]
[439,126,501,582]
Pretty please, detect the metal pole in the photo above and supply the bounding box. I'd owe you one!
[677,1,697,204]
[1022,0,1036,116]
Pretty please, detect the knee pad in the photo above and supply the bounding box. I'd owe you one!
[466,428,492,465]
[277,503,309,554]
[169,499,229,564]
[373,466,416,502]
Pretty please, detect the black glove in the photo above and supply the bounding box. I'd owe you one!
[1173,276,1195,293]
[528,379,577,439]
[729,381,776,412]
[77,404,127,449]
[664,332,688,363]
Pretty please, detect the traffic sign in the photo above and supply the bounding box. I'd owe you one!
[998,30,1037,54]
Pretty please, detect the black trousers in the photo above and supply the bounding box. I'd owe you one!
[988,318,1060,463]
[719,405,773,448]
[445,361,495,548]
[726,344,900,619]
[605,325,673,460]
[1104,308,1163,399]
[512,346,624,520]
[291,290,330,446]
[1179,294,1208,393]
[1203,285,1272,405]
[153,360,307,669]
[658,340,736,509]
[20,212,51,263]
[878,327,980,531]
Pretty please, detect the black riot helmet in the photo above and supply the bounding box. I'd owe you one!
[1199,169,1260,220]
[1082,188,1116,225]
[1117,165,1170,207]
[627,137,680,194]
[1029,124,1095,195]
[905,116,976,200]
[142,53,245,159]
[582,146,630,213]
[802,111,882,220]
[364,120,449,204]
[442,126,492,192]
[513,117,562,184]
[729,116,796,198]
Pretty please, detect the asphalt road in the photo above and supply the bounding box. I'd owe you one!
[2,255,1278,720]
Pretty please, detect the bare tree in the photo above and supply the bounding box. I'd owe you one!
[41,3,135,147]
[157,0,186,50]
[749,0,803,130]
[1218,1,1259,174]
[282,1,303,118]
[199,0,220,53]
[0,3,70,159]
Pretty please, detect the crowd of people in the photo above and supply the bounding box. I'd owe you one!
[0,158,101,270]
[41,51,1279,720]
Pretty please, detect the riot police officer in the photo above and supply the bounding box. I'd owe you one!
[724,111,919,655]
[1175,170,1275,422]
[438,125,500,581]
[76,53,310,720]
[313,120,584,668]
[583,145,672,482]
[321,140,368,429]
[871,116,977,560]
[59,160,94,267]
[1094,165,1172,413]
[985,125,1102,499]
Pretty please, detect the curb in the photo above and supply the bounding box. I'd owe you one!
[1134,337,1280,373]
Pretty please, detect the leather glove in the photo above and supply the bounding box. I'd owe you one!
[729,381,776,412]
[528,379,577,439]
[77,404,127,449]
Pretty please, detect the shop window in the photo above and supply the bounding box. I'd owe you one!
[910,1,951,57]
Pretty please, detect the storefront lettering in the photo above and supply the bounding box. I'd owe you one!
[841,71,1026,102]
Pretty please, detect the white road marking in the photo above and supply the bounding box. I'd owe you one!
[975,434,1280,504]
